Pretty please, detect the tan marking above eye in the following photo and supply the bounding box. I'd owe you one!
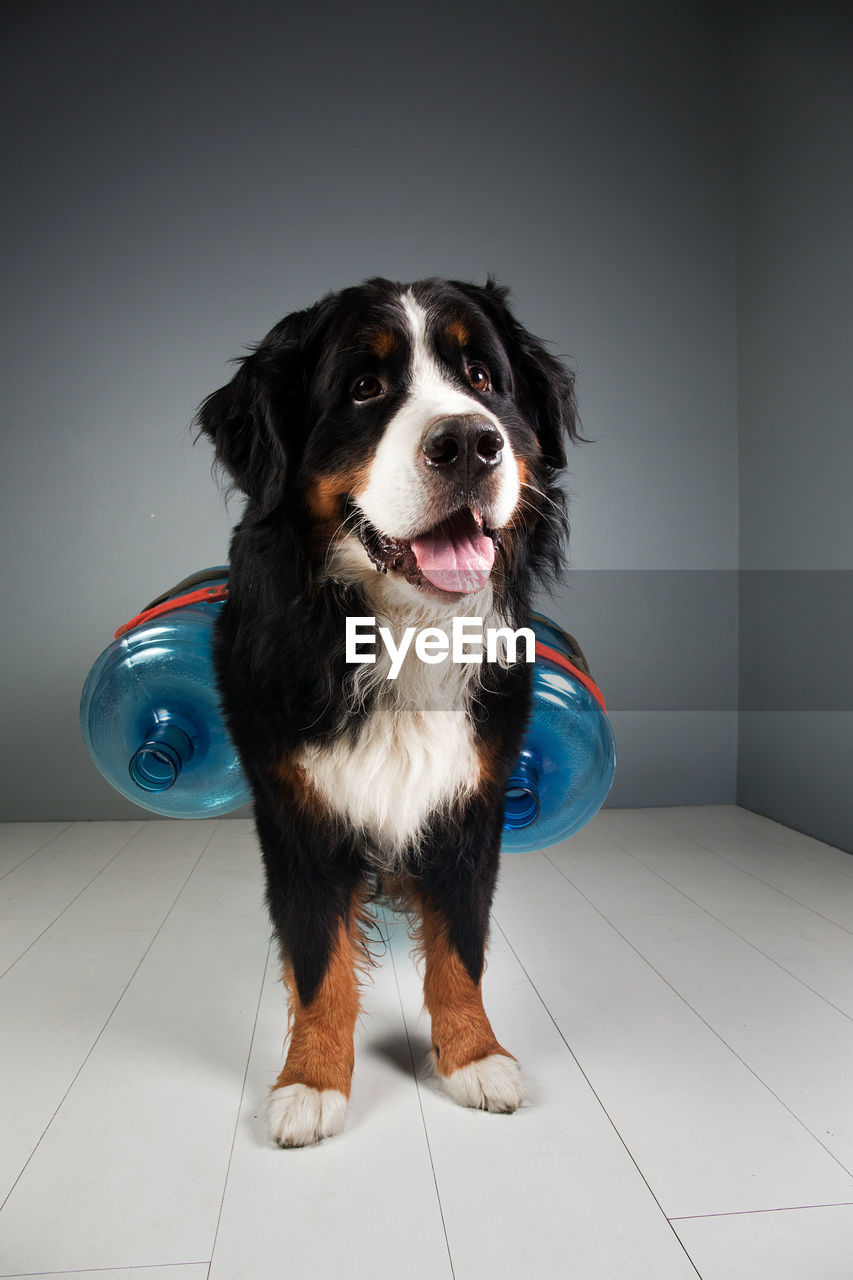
[446,319,470,347]
[368,328,396,358]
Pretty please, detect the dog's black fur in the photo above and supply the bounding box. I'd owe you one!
[197,276,579,1141]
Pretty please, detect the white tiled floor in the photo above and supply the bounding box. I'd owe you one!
[1,807,852,1279]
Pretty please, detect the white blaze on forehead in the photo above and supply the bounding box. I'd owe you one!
[355,290,520,539]
[402,292,488,418]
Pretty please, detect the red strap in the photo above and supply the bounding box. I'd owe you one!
[114,584,229,639]
[533,641,608,712]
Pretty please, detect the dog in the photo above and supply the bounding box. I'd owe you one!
[196,276,580,1146]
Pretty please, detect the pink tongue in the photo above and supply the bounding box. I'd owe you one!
[410,524,495,594]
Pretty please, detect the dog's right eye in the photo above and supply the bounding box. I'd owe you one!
[352,375,383,402]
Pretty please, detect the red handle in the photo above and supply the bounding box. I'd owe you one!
[114,584,229,640]
[533,641,608,712]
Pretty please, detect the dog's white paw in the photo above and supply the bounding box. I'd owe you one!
[437,1052,527,1113]
[267,1083,348,1148]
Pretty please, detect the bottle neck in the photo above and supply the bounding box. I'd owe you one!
[503,749,540,830]
[129,721,194,793]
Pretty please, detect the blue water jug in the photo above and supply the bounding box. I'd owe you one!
[80,568,251,818]
[500,612,616,853]
[81,574,615,843]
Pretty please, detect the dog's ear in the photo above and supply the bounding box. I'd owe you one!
[451,276,584,469]
[195,305,318,511]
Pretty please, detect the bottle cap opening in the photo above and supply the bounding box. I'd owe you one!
[130,744,181,792]
[503,750,542,830]
[129,722,194,794]
[504,781,540,829]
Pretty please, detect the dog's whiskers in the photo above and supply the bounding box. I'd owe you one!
[519,480,566,519]
[321,501,365,576]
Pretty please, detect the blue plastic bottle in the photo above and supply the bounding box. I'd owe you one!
[80,568,251,818]
[81,576,615,844]
[500,612,616,853]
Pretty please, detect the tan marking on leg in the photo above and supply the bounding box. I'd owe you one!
[274,897,370,1098]
[416,896,513,1077]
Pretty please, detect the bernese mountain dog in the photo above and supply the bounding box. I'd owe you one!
[196,276,580,1147]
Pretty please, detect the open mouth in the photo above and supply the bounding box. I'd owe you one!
[352,504,502,597]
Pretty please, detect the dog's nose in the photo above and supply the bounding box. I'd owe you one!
[421,415,503,483]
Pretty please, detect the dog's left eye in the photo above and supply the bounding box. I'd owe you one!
[467,365,490,392]
[352,375,384,402]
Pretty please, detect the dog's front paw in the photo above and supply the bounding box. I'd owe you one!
[267,1083,348,1147]
[436,1051,527,1114]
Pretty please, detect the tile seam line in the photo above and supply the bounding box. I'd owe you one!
[677,835,853,933]
[0,821,75,882]
[541,849,853,1182]
[0,820,222,1218]
[386,921,456,1280]
[0,1263,210,1277]
[668,1198,853,1222]
[206,935,273,1280]
[0,821,146,981]
[785,850,853,884]
[604,839,853,1024]
[695,825,853,894]
[603,812,840,859]
[729,811,853,869]
[490,912,703,1279]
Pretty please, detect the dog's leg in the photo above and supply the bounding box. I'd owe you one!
[415,890,527,1114]
[255,797,370,1147]
[267,902,365,1148]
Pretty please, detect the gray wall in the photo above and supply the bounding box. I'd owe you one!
[735,2,853,852]
[2,0,738,820]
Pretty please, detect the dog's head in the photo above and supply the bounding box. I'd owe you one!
[197,276,581,607]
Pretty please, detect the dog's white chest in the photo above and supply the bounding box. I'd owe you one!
[294,622,484,858]
[296,701,480,858]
